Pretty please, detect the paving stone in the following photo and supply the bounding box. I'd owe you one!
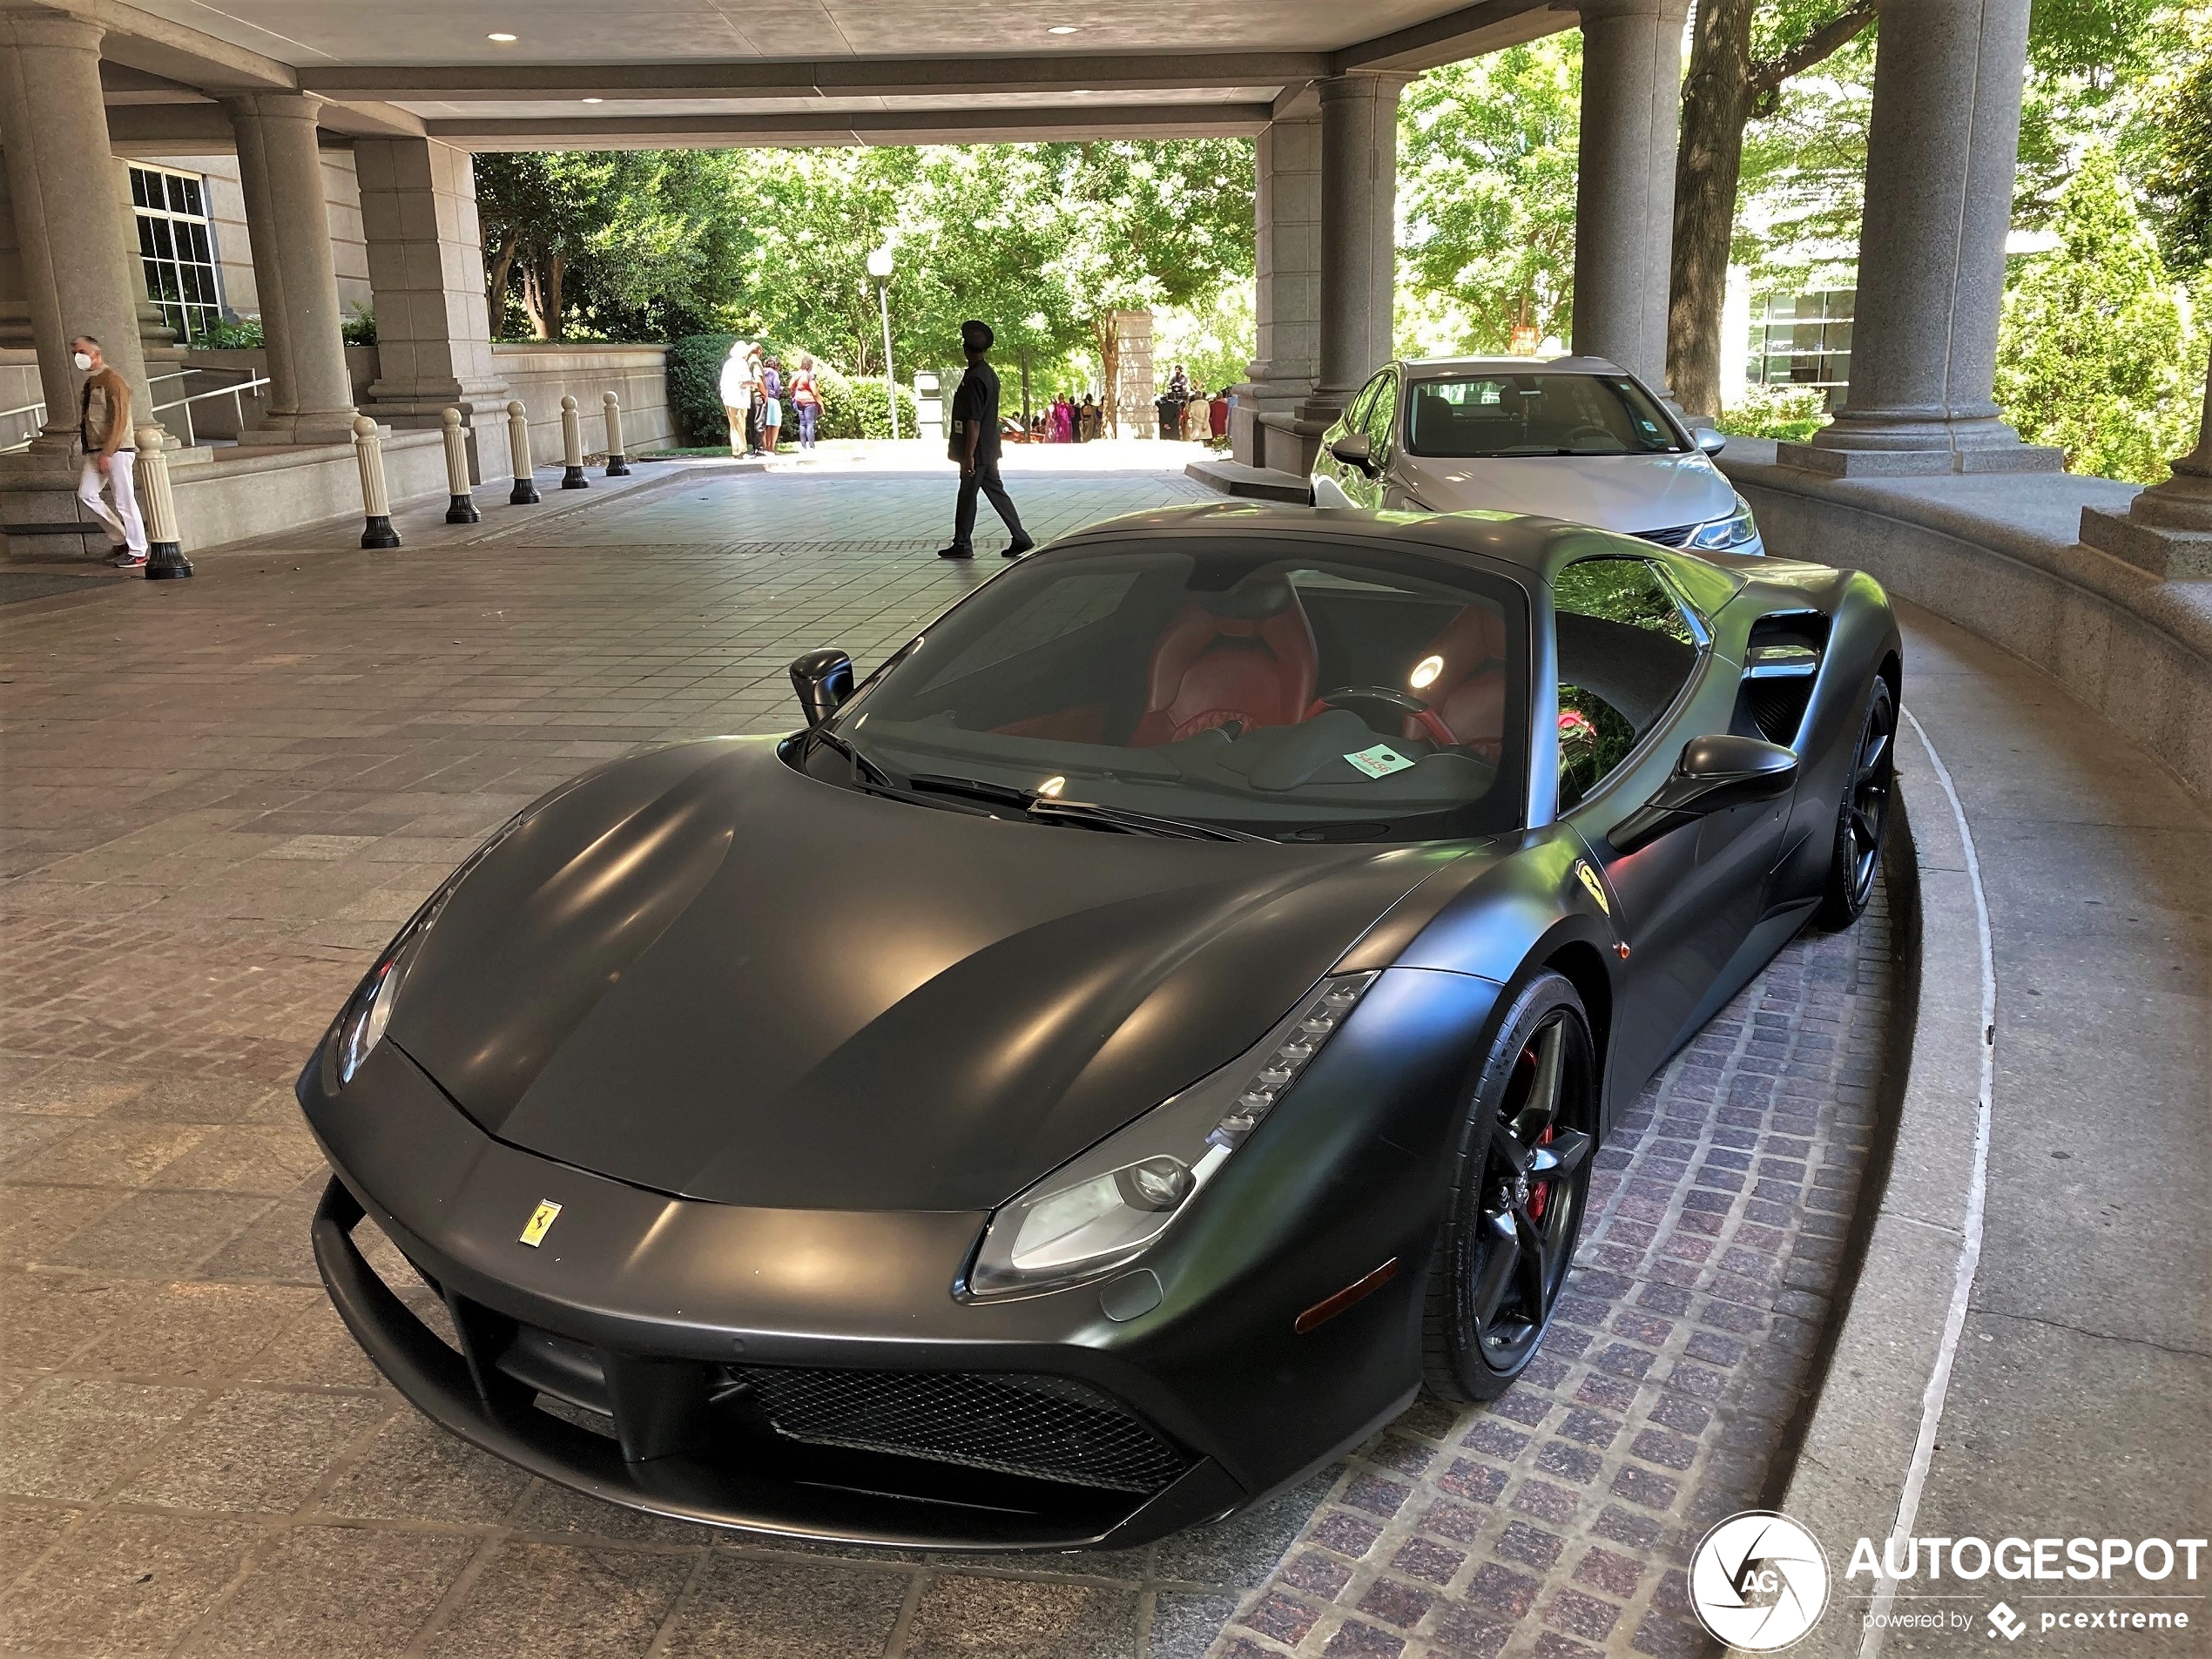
[1149,1591,1240,1659]
[0,1376,202,1501]
[182,1525,475,1657]
[116,1387,388,1513]
[425,1541,694,1658]
[654,1557,907,1659]
[905,1575,1142,1658]
[0,1509,260,1657]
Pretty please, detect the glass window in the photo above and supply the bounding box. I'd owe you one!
[1403,373,1685,458]
[128,164,225,342]
[809,539,1532,843]
[1553,557,1699,809]
[1362,371,1399,461]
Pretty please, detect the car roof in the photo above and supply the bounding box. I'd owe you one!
[1395,354,1625,379]
[1051,501,1746,595]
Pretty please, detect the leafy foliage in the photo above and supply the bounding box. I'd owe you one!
[1995,149,2202,482]
[664,334,918,445]
[2141,6,2212,273]
[1397,39,1581,355]
[1716,383,1829,441]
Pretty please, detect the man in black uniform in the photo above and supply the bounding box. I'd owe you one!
[939,320,1035,560]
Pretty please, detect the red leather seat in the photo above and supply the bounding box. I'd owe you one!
[1406,604,1508,763]
[1129,583,1319,747]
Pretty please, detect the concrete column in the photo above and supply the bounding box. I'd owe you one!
[0,3,163,452]
[0,158,30,352]
[1309,73,1406,415]
[2080,348,2212,578]
[1783,0,2060,475]
[1571,0,1689,395]
[354,136,509,469]
[224,91,358,444]
[1231,111,1321,469]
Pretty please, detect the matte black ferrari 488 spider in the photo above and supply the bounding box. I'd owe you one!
[301,503,1898,1552]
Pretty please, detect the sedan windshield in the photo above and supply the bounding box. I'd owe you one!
[800,539,1531,842]
[1405,374,1685,458]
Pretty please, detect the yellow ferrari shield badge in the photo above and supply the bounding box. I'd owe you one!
[1575,860,1611,916]
[519,1200,562,1247]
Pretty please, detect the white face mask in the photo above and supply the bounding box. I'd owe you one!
[71,352,92,372]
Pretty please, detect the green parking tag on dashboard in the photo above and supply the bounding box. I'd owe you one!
[1344,743,1416,779]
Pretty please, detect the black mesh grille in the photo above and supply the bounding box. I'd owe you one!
[729,1366,1189,1495]
[1633,523,1698,549]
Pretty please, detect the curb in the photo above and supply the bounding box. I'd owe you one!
[1767,735,1993,1657]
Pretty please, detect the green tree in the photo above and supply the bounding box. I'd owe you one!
[1995,148,2199,482]
[2141,6,2212,274]
[1667,0,1877,416]
[1397,39,1581,355]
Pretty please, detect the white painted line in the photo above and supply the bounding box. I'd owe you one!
[1858,707,1997,1659]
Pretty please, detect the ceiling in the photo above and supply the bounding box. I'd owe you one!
[92,0,1573,149]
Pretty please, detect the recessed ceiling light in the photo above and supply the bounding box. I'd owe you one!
[487,31,517,42]
[583,97,604,103]
[1047,24,1079,33]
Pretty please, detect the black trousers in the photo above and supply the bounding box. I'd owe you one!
[953,458,1027,549]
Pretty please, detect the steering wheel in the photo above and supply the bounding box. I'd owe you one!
[1316,685,1428,721]
[1563,423,1617,448]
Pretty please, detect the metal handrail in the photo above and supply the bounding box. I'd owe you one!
[150,367,273,448]
[0,397,44,455]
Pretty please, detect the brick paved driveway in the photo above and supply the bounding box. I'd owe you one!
[0,457,1895,1658]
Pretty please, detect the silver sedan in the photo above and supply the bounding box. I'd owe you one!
[1311,354,1764,556]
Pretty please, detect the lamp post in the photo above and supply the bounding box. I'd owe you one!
[867,245,899,442]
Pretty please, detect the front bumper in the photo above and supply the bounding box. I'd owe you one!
[297,972,1494,1549]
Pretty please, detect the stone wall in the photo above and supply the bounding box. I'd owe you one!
[491,344,673,468]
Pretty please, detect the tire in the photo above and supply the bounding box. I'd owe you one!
[1813,675,1896,929]
[1423,970,1599,1402]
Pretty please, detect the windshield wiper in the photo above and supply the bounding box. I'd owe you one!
[1028,798,1273,844]
[810,726,900,791]
[907,772,1036,810]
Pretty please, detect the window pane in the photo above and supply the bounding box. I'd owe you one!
[1363,374,1397,453]
[1553,556,1699,805]
[1406,374,1683,458]
[138,219,158,258]
[180,176,204,216]
[185,222,212,262]
[165,174,188,213]
[149,219,174,260]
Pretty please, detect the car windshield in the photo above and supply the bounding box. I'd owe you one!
[799,538,1531,842]
[1404,373,1686,458]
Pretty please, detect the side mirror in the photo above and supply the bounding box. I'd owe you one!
[1607,734,1796,854]
[789,648,854,728]
[1329,432,1377,475]
[1692,427,1728,456]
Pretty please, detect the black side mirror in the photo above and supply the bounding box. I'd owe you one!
[1608,734,1796,853]
[1329,433,1377,475]
[1692,427,1728,456]
[789,649,854,728]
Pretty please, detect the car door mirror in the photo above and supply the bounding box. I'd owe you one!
[1329,433,1377,475]
[1607,734,1796,853]
[789,648,854,728]
[1692,427,1728,456]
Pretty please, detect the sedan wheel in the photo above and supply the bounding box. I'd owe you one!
[1425,971,1597,1401]
[1815,676,1895,927]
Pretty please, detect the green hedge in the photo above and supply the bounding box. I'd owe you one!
[667,335,921,445]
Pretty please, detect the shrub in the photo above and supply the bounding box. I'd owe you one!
[812,368,919,441]
[667,333,740,445]
[1716,383,1828,443]
[189,315,263,350]
[341,304,375,347]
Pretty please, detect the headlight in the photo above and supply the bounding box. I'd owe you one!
[324,810,526,1089]
[1687,492,1759,550]
[967,971,1378,1296]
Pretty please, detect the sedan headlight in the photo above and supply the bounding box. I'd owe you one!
[1687,492,1760,550]
[324,810,526,1089]
[968,972,1378,1296]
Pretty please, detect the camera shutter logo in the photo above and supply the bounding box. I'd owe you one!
[1689,1511,1831,1651]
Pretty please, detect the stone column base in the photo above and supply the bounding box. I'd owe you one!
[1776,438,2065,476]
[1230,378,1319,473]
[2080,505,2212,580]
[241,412,368,447]
[0,447,105,557]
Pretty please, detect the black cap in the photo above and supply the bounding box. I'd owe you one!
[961,320,995,354]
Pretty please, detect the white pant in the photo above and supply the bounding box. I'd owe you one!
[78,451,147,554]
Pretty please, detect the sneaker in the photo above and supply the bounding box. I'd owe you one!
[113,553,147,570]
[105,546,133,565]
[1004,537,1036,558]
[936,544,974,560]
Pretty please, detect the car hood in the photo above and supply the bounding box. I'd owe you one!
[388,738,1483,1213]
[1395,450,1733,533]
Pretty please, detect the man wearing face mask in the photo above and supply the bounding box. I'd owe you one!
[72,336,147,569]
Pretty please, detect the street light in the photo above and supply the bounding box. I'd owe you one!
[866,245,899,441]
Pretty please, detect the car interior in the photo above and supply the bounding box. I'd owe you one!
[1405,374,1684,459]
[821,547,1534,837]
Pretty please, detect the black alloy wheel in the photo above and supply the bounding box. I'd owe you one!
[1425,971,1597,1401]
[1815,676,1895,928]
